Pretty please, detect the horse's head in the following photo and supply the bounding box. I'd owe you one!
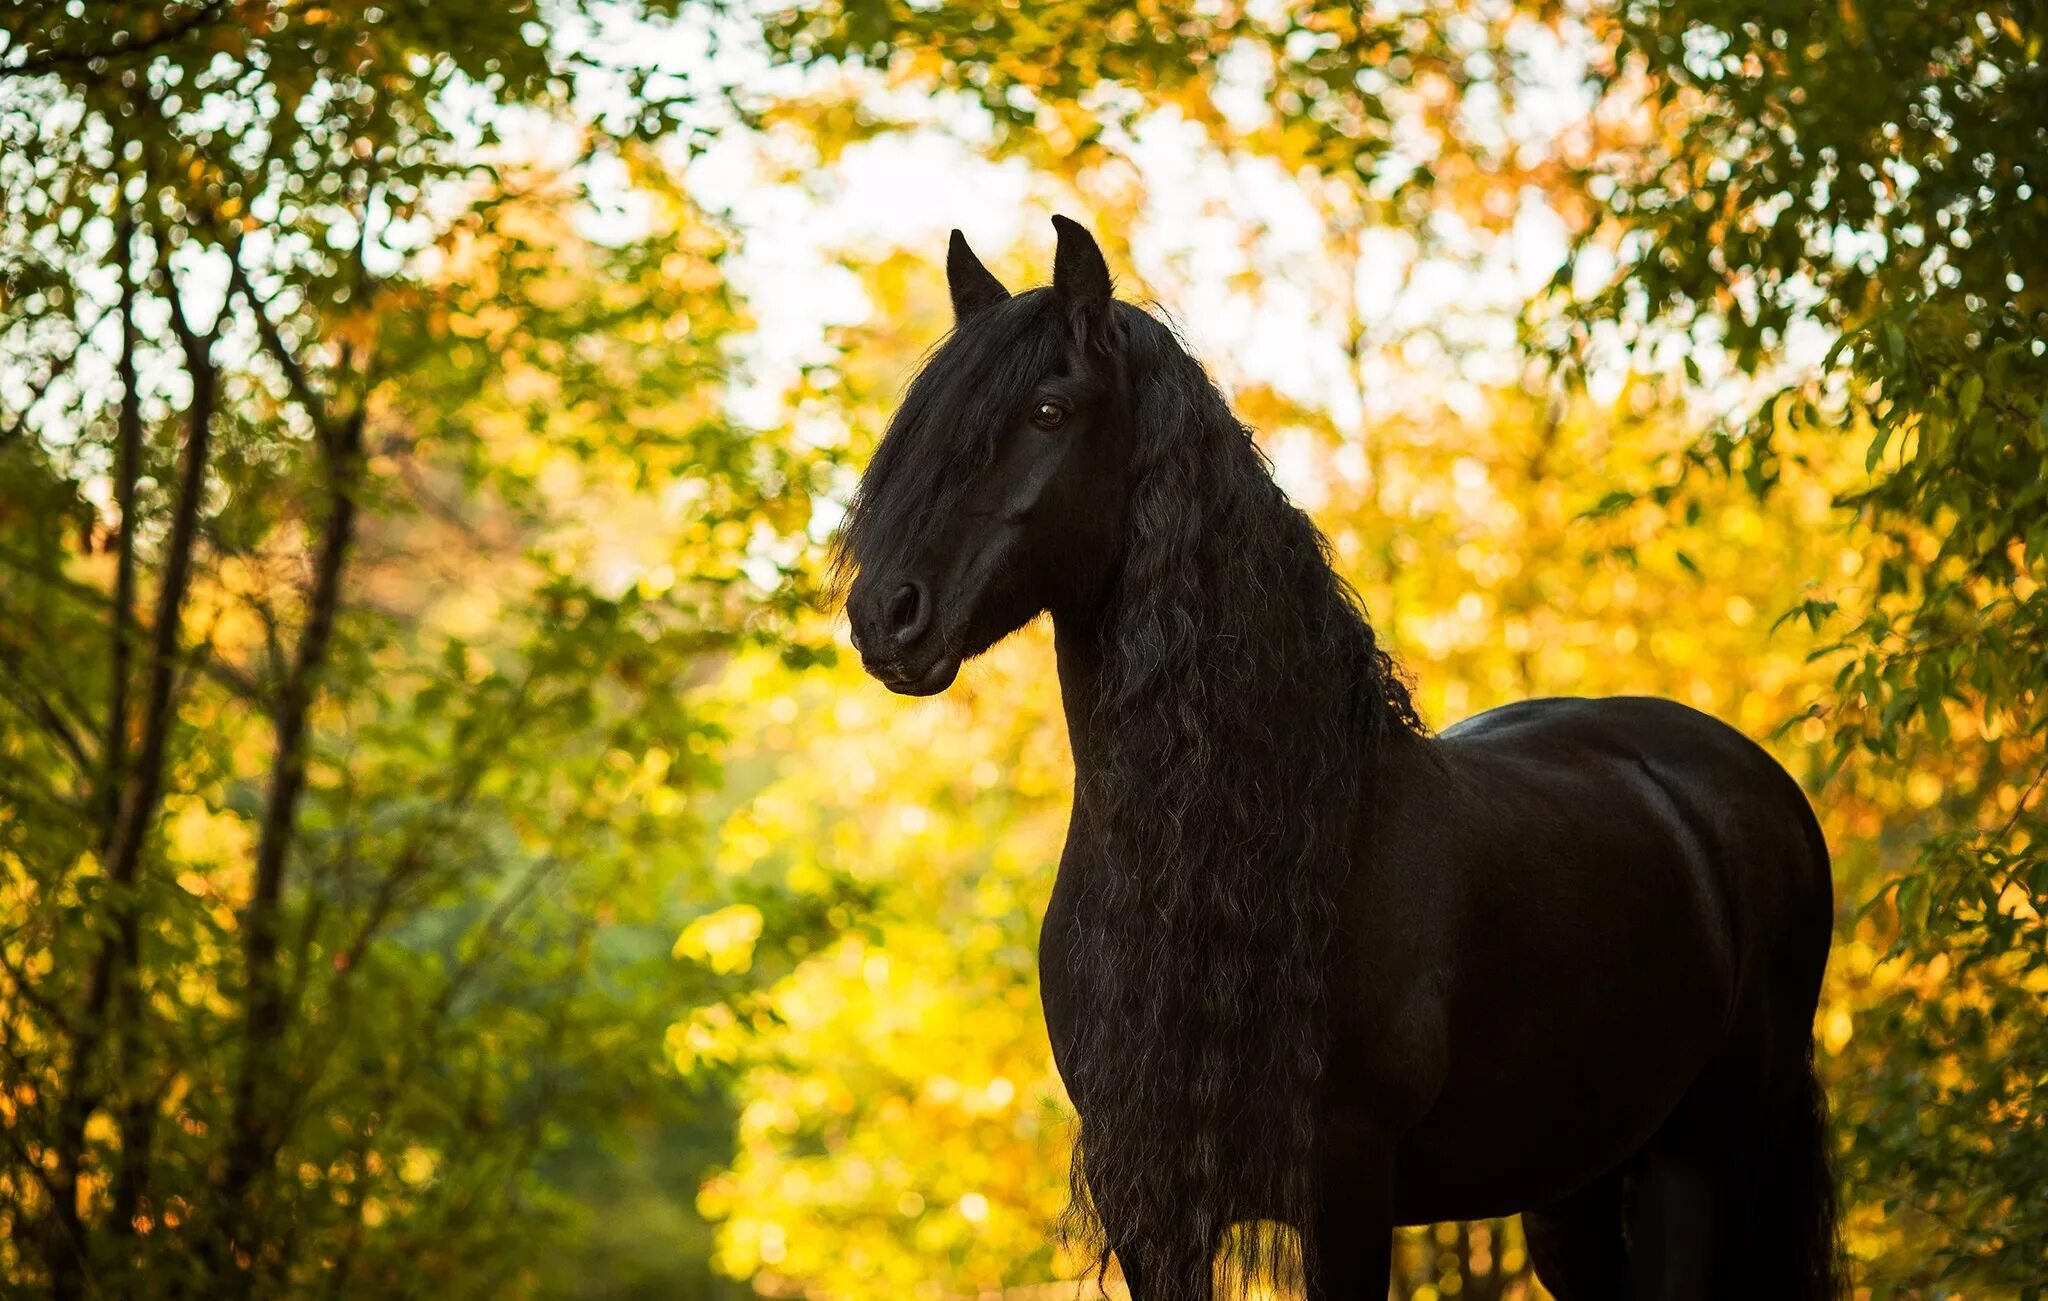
[837,217,1138,695]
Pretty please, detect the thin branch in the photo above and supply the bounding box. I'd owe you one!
[315,855,564,1301]
[227,241,330,432]
[331,677,533,983]
[159,252,224,355]
[106,205,143,840]
[1994,756,2048,843]
[0,1,228,80]
[0,649,95,774]
[0,350,78,446]
[196,654,266,706]
[0,543,117,613]
[105,212,151,1234]
[0,761,94,823]
[431,855,560,1017]
[0,943,74,1038]
[0,293,116,446]
[0,1079,82,1267]
[266,681,536,1227]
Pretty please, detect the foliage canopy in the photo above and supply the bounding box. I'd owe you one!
[2,1,2043,1297]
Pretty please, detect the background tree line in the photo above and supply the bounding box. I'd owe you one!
[0,1,2041,1297]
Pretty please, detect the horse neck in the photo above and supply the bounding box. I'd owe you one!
[1050,616,1113,772]
[1047,511,1402,808]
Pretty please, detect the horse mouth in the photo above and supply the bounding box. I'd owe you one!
[870,652,960,697]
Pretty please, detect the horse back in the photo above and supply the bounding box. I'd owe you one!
[1434,694,1833,990]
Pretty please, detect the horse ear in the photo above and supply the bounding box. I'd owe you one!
[1050,214,1112,303]
[947,230,1010,323]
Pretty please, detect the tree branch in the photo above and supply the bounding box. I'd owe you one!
[227,242,330,433]
[315,854,564,1301]
[46,258,219,1301]
[99,264,219,888]
[0,941,74,1038]
[105,207,142,840]
[0,647,95,774]
[0,1,228,80]
[0,347,79,446]
[261,680,535,1263]
[217,397,365,1276]
[105,209,154,1240]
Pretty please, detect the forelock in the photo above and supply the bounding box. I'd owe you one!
[831,289,1067,596]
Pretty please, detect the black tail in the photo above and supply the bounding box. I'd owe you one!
[1748,1040,1843,1300]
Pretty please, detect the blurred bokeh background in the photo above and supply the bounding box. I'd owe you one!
[2,2,2043,1297]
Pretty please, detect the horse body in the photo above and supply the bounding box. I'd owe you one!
[1382,698,1830,1219]
[839,218,1839,1299]
[1045,640,1833,1295]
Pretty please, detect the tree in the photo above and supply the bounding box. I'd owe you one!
[1559,5,2048,1287]
[0,2,826,1294]
[7,2,2039,1296]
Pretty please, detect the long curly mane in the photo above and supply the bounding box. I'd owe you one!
[1058,305,1422,1295]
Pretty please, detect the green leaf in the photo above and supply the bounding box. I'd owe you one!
[1582,489,1637,519]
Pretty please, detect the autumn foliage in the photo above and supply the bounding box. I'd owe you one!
[1,2,2043,1298]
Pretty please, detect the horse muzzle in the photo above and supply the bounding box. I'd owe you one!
[849,576,961,696]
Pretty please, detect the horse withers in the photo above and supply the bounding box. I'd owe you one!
[834,216,1839,1300]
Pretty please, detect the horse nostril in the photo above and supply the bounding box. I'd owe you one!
[885,581,929,642]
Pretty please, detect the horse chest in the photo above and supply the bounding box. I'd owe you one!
[1034,842,1097,1087]
[1033,836,1194,1097]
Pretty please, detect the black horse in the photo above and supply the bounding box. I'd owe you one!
[837,217,1839,1300]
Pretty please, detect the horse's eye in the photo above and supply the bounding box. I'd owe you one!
[1033,401,1067,428]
